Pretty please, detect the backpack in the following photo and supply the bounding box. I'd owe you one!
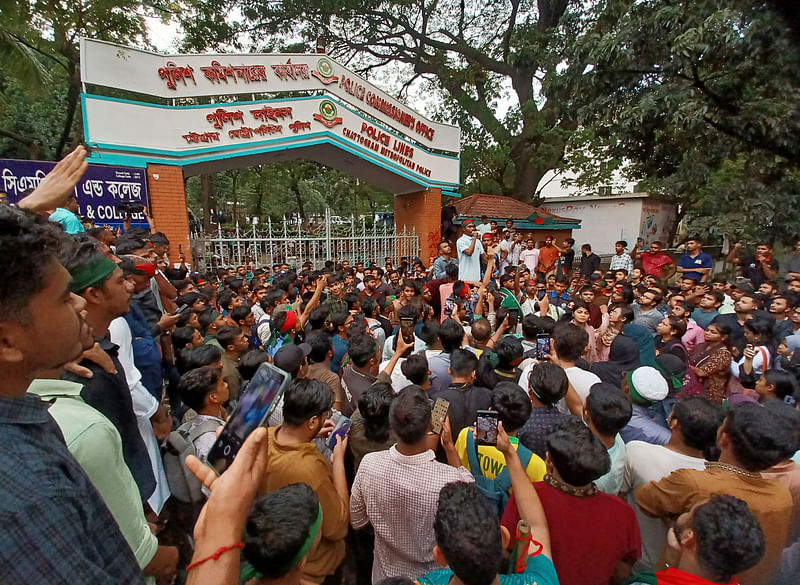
[162,419,222,504]
[466,431,533,518]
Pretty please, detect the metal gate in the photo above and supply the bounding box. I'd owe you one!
[190,209,419,270]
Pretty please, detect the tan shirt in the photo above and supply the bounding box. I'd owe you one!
[635,464,793,585]
[307,362,344,407]
[260,427,349,583]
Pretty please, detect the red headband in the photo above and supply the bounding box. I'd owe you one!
[138,263,156,276]
[280,311,297,332]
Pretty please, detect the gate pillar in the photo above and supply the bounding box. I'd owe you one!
[146,164,191,265]
[394,187,442,263]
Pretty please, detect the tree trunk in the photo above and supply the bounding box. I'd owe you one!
[507,141,550,203]
[201,174,214,232]
[55,58,80,159]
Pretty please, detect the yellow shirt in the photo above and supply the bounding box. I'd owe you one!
[455,427,546,482]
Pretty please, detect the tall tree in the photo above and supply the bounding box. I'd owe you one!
[568,0,800,243]
[174,0,591,202]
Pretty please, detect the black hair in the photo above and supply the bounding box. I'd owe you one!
[552,321,589,362]
[261,290,286,312]
[218,289,235,311]
[176,291,200,309]
[358,383,395,443]
[179,344,222,372]
[198,310,221,334]
[521,315,555,340]
[114,236,146,255]
[344,292,360,311]
[243,484,320,579]
[469,317,491,342]
[527,362,569,405]
[348,334,377,368]
[306,331,333,364]
[434,482,502,585]
[361,297,378,318]
[418,320,440,346]
[724,403,796,471]
[444,263,459,280]
[450,348,478,377]
[615,304,635,323]
[172,326,197,351]
[614,286,635,306]
[216,325,242,350]
[691,495,766,583]
[672,396,723,458]
[239,349,269,382]
[546,419,611,485]
[743,315,777,358]
[491,382,532,434]
[439,318,465,352]
[586,383,632,436]
[389,385,431,444]
[307,306,330,331]
[346,315,368,339]
[763,369,799,400]
[763,399,800,453]
[329,311,350,330]
[401,353,429,386]
[230,305,251,324]
[282,378,333,426]
[177,366,222,411]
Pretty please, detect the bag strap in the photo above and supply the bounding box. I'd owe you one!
[186,419,222,444]
[466,431,484,478]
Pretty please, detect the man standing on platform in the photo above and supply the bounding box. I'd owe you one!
[457,219,485,282]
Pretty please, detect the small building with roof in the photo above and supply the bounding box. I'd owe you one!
[452,193,581,243]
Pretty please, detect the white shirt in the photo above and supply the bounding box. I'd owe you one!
[457,234,484,282]
[621,441,706,571]
[519,248,540,272]
[476,222,493,236]
[565,366,602,405]
[499,238,512,272]
[378,358,413,393]
[109,317,170,514]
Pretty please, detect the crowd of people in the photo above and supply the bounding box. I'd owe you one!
[2,145,800,585]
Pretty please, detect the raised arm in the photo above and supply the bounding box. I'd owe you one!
[18,145,87,212]
[297,274,327,330]
[497,422,552,560]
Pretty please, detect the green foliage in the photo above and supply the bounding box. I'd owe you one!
[569,0,800,244]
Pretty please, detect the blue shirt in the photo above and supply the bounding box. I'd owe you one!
[0,393,143,585]
[331,334,348,374]
[48,207,86,234]
[690,308,719,330]
[620,403,671,446]
[677,251,712,282]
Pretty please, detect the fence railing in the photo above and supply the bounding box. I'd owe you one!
[190,209,419,270]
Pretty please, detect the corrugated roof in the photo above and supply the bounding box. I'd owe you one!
[453,193,581,228]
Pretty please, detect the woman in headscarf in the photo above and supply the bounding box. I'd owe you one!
[570,299,608,364]
[777,334,800,381]
[683,322,733,405]
[590,335,640,387]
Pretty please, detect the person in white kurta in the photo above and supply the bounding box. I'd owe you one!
[109,316,170,514]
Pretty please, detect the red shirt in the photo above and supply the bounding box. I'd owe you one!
[502,482,641,585]
[640,251,674,278]
[651,567,737,585]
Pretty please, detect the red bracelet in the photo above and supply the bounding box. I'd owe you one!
[186,542,244,572]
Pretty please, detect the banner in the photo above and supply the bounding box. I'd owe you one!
[0,159,150,229]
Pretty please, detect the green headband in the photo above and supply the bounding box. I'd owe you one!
[240,503,323,581]
[626,370,650,405]
[70,255,118,293]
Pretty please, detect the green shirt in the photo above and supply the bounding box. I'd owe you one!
[417,554,559,585]
[27,379,157,572]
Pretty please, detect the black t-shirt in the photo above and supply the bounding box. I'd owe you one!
[740,256,778,287]
[561,248,575,272]
[712,313,746,358]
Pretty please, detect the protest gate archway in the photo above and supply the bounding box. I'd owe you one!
[79,39,461,264]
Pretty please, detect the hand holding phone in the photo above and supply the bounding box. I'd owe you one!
[206,362,289,475]
[535,334,551,360]
[400,317,414,344]
[476,410,499,446]
[326,416,352,449]
[431,399,450,434]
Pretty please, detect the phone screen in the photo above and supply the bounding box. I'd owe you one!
[537,289,546,300]
[326,416,352,449]
[535,334,551,360]
[431,399,450,434]
[476,410,499,446]
[507,308,519,330]
[400,317,414,343]
[206,362,289,474]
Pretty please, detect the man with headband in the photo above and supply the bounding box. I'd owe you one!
[241,483,324,584]
[456,218,486,282]
[0,147,145,584]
